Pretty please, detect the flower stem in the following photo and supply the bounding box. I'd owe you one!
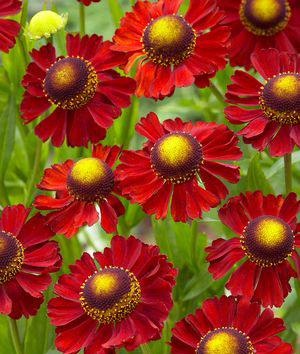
[191,220,198,265]
[140,343,152,354]
[79,3,85,36]
[209,82,225,106]
[284,153,292,195]
[9,319,23,354]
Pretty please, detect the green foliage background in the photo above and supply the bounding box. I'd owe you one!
[0,0,300,353]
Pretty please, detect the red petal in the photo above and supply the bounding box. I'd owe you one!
[99,199,118,233]
[251,48,280,80]
[1,205,31,236]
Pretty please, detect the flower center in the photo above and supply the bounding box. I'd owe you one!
[142,15,196,66]
[196,327,254,354]
[150,132,203,183]
[241,215,294,267]
[67,158,114,202]
[239,0,291,36]
[80,267,141,324]
[0,231,24,284]
[43,57,98,110]
[259,73,300,125]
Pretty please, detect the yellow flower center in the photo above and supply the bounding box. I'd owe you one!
[239,0,291,36]
[142,15,196,66]
[196,327,254,354]
[259,73,300,125]
[150,132,202,183]
[43,57,98,110]
[0,231,24,284]
[67,158,114,202]
[241,215,294,267]
[80,267,141,324]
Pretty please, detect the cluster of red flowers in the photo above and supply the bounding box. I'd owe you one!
[1,0,299,353]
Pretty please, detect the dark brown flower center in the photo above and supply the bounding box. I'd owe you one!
[43,57,98,110]
[239,0,291,36]
[259,73,300,125]
[67,158,114,202]
[142,15,196,66]
[241,215,294,267]
[150,132,203,183]
[0,231,24,284]
[196,327,254,354]
[80,267,141,324]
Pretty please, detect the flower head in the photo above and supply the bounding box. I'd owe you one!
[225,49,300,156]
[170,295,292,353]
[0,205,61,319]
[116,112,242,222]
[27,10,67,40]
[20,33,136,147]
[0,0,21,53]
[218,0,300,69]
[206,191,300,307]
[48,235,177,353]
[34,144,125,237]
[112,0,230,99]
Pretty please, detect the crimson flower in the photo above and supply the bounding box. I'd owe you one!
[170,295,292,353]
[34,144,125,238]
[112,0,229,99]
[116,112,242,222]
[20,33,136,147]
[218,0,300,69]
[48,235,177,353]
[0,205,61,319]
[206,191,300,308]
[226,48,300,156]
[0,0,21,53]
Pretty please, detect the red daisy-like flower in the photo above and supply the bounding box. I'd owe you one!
[0,0,21,53]
[34,144,125,238]
[206,191,300,308]
[48,235,177,353]
[225,48,300,156]
[116,112,242,222]
[112,0,230,99]
[77,0,100,5]
[20,33,136,147]
[218,0,300,69]
[0,205,61,319]
[170,295,292,353]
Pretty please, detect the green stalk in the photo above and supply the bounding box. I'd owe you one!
[209,82,225,106]
[191,221,198,265]
[107,0,124,27]
[284,153,292,194]
[0,179,10,205]
[9,319,23,354]
[79,3,86,36]
[140,343,152,354]
[18,0,29,66]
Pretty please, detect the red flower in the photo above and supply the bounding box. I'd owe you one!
[206,191,300,308]
[116,112,242,222]
[77,0,100,5]
[218,0,300,69]
[20,33,136,147]
[0,0,21,53]
[112,0,229,99]
[170,295,292,354]
[225,48,300,156]
[34,144,125,238]
[0,205,61,319]
[48,235,177,353]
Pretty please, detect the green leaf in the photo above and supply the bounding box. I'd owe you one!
[246,153,274,194]
[266,151,300,179]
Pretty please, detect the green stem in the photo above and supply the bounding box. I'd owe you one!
[107,0,124,27]
[9,319,23,354]
[284,153,292,194]
[0,179,10,206]
[24,139,43,206]
[79,3,85,36]
[191,221,198,265]
[209,82,225,106]
[140,343,152,354]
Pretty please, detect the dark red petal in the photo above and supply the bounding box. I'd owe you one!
[251,48,280,80]
[269,125,294,156]
[0,286,12,315]
[48,297,84,326]
[92,144,121,167]
[99,199,118,233]
[162,0,183,14]
[234,298,260,334]
[142,183,172,220]
[135,112,165,142]
[30,43,56,71]
[218,197,249,234]
[37,160,72,191]
[1,205,31,236]
[225,106,264,124]
[15,273,51,297]
[33,195,72,210]
[290,124,300,147]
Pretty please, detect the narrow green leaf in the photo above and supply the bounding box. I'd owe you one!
[107,0,124,27]
[247,153,274,194]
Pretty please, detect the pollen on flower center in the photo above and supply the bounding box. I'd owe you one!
[150,132,203,183]
[142,15,196,66]
[239,0,291,36]
[259,73,300,125]
[196,327,254,354]
[0,231,24,284]
[67,158,114,202]
[43,57,98,110]
[80,267,141,324]
[241,215,294,267]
